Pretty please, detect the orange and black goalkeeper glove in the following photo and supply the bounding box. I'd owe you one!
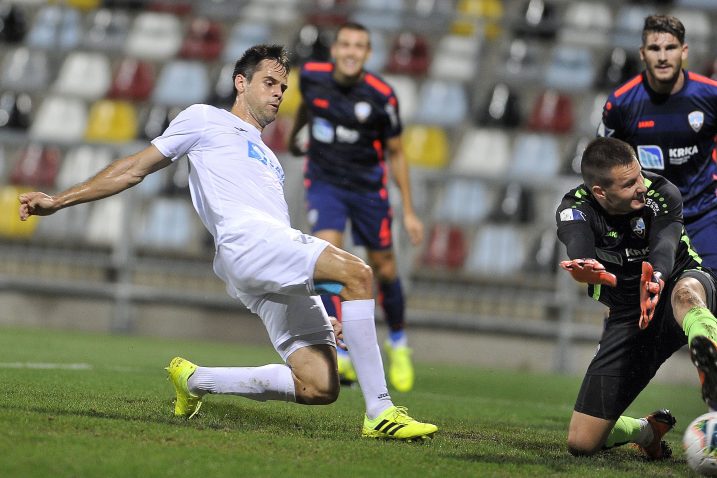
[639,261,664,330]
[559,258,617,287]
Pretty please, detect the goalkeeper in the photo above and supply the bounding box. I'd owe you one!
[556,137,717,460]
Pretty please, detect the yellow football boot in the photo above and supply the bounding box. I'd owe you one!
[362,406,438,441]
[165,357,202,418]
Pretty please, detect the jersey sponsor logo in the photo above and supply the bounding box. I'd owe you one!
[312,117,334,143]
[637,145,664,169]
[247,141,285,183]
[668,145,698,165]
[295,233,315,244]
[559,208,586,222]
[597,120,614,137]
[625,246,649,262]
[631,217,646,239]
[336,125,359,143]
[689,110,704,132]
[354,101,371,123]
[638,120,654,129]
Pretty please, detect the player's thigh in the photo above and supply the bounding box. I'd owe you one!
[306,180,348,234]
[347,190,392,249]
[249,294,335,363]
[567,411,616,454]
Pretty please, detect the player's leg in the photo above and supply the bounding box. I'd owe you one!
[671,270,717,409]
[314,244,437,439]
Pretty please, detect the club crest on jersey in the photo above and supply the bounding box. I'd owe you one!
[354,102,371,123]
[631,217,646,239]
[688,111,704,132]
[637,145,664,170]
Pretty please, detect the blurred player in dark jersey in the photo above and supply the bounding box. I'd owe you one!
[288,22,423,392]
[599,14,717,271]
[557,137,717,460]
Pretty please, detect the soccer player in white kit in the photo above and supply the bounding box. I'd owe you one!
[18,45,437,440]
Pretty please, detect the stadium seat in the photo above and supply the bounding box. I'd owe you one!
[563,135,591,175]
[223,22,272,64]
[147,1,193,15]
[305,0,351,26]
[141,105,181,141]
[0,3,27,43]
[102,0,147,9]
[525,227,560,274]
[53,52,112,100]
[451,128,511,178]
[34,201,92,243]
[85,100,138,143]
[527,90,573,134]
[544,46,595,92]
[243,0,301,26]
[434,178,494,226]
[381,74,418,123]
[596,47,641,90]
[364,30,388,73]
[0,47,51,93]
[465,224,526,277]
[9,144,61,188]
[107,57,155,101]
[512,0,559,40]
[489,182,535,224]
[429,34,481,82]
[67,0,101,9]
[138,197,197,251]
[510,133,560,179]
[612,5,652,49]
[124,12,183,61]
[25,5,81,51]
[180,17,224,61]
[86,195,125,246]
[402,125,449,169]
[386,32,430,76]
[577,92,608,136]
[261,116,292,154]
[30,96,88,144]
[421,223,468,269]
[152,61,210,107]
[414,79,468,127]
[0,91,32,130]
[56,145,113,192]
[195,0,244,20]
[559,2,612,48]
[83,8,131,52]
[276,70,302,119]
[210,63,236,108]
[0,185,38,239]
[451,0,503,39]
[164,160,190,196]
[351,0,404,31]
[476,83,521,128]
[675,0,717,10]
[499,38,544,85]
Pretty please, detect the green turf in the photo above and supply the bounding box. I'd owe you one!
[0,326,705,477]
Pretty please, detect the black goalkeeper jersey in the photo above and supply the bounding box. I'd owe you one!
[556,171,701,310]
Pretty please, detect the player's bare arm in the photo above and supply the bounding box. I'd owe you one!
[386,135,423,246]
[19,145,171,221]
[288,101,309,156]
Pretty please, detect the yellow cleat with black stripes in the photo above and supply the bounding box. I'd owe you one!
[362,405,438,441]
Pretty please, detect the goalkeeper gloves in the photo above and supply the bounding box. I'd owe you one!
[559,258,617,287]
[639,261,664,330]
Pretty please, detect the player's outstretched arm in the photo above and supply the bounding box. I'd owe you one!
[559,258,617,287]
[287,101,309,156]
[386,135,423,246]
[18,145,171,221]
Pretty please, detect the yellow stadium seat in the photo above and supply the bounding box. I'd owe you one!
[452,0,503,39]
[0,186,38,239]
[63,0,101,10]
[402,125,449,169]
[85,100,138,143]
[277,70,302,119]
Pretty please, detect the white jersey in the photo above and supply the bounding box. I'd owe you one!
[152,104,290,247]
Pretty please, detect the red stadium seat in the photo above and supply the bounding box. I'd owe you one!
[108,57,155,101]
[527,90,573,134]
[386,32,430,76]
[10,144,61,188]
[180,17,224,61]
[422,224,467,269]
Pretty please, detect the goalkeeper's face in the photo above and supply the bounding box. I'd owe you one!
[595,160,647,215]
[331,28,371,82]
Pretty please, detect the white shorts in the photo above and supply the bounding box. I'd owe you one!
[212,220,334,360]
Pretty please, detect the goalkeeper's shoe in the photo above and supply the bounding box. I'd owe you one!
[165,357,202,418]
[634,409,675,460]
[362,406,437,441]
[384,340,414,392]
[690,336,717,410]
[337,353,357,385]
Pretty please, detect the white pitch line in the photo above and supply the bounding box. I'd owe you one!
[0,362,93,370]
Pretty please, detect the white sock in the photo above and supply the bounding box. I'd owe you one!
[188,363,296,402]
[341,299,393,419]
[634,418,653,446]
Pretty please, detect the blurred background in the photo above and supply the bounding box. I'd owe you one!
[0,0,712,380]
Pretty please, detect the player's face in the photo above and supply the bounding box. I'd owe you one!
[596,159,647,215]
[640,32,688,91]
[238,59,288,129]
[331,28,371,81]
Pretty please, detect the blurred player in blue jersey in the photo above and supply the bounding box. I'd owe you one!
[288,22,423,392]
[599,14,717,272]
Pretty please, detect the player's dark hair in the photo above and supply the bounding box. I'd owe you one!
[232,44,290,92]
[334,22,371,47]
[642,15,685,45]
[581,137,637,188]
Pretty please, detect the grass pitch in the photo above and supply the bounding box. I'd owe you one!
[0,326,704,477]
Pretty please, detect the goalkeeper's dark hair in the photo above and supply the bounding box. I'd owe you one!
[334,22,371,47]
[232,44,290,93]
[642,15,685,45]
[581,137,637,188]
